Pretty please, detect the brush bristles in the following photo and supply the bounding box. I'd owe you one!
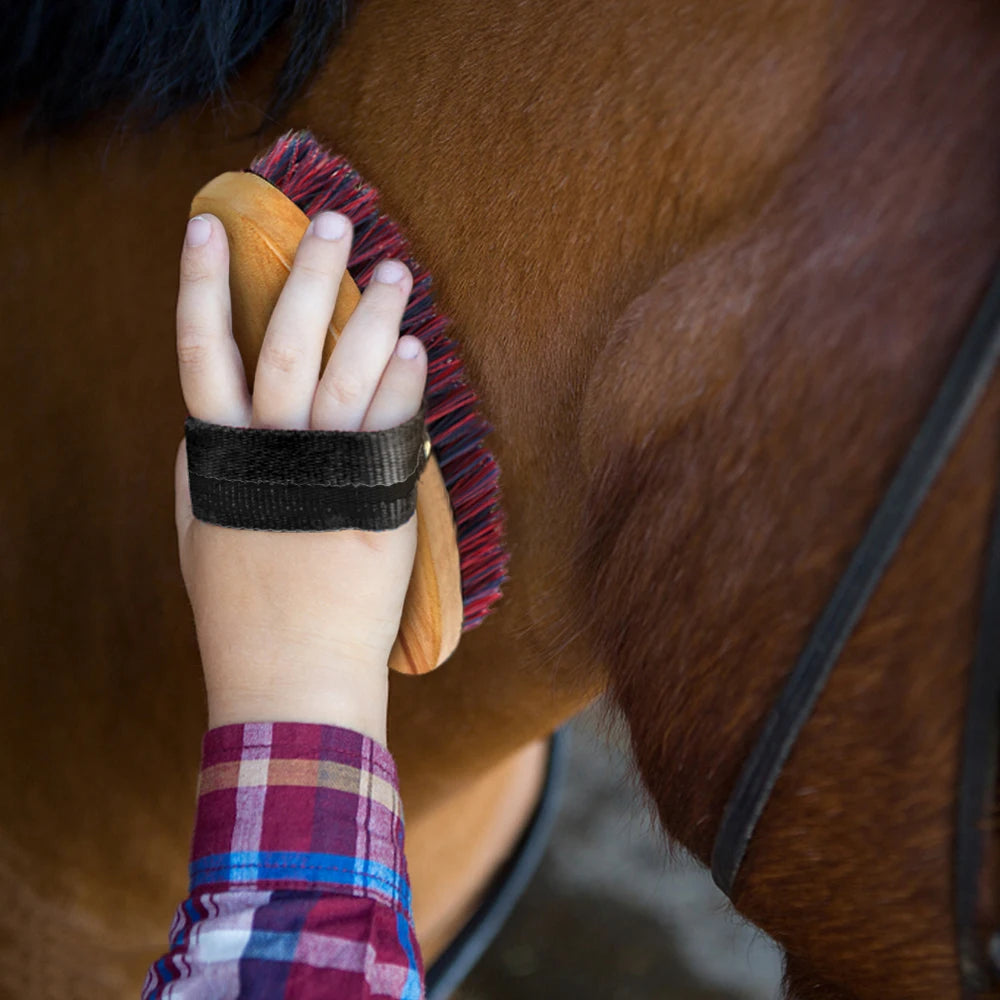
[247,128,508,632]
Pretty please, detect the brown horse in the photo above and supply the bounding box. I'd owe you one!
[1,0,998,997]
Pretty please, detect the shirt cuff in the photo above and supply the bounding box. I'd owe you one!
[188,721,411,919]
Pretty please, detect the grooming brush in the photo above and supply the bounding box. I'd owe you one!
[189,128,507,675]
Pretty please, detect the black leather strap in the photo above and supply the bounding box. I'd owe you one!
[711,260,1000,905]
[425,727,571,999]
[955,481,1000,997]
[184,402,431,531]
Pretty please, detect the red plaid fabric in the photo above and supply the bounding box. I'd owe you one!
[142,722,425,999]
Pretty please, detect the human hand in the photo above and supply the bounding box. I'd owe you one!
[173,210,427,744]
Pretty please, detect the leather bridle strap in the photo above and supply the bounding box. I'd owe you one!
[955,478,1000,997]
[711,261,1000,990]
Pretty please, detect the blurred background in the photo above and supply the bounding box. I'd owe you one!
[454,701,784,1000]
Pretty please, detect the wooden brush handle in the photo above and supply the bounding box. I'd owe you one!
[190,170,463,675]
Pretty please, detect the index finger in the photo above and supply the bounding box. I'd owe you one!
[176,213,252,427]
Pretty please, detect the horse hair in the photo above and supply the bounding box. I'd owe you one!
[0,0,355,146]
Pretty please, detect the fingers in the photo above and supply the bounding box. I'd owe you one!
[361,336,428,432]
[311,259,414,432]
[176,208,424,442]
[176,214,252,427]
[253,211,354,429]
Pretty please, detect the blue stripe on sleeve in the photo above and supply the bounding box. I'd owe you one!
[190,850,412,915]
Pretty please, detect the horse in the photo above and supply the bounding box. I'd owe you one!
[1,0,998,997]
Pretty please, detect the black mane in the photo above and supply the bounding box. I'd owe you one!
[1,0,356,146]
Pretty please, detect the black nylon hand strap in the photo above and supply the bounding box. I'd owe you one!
[184,403,431,532]
[711,260,1000,900]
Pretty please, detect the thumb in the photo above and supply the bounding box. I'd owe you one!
[174,437,193,535]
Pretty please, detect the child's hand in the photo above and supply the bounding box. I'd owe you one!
[172,211,427,744]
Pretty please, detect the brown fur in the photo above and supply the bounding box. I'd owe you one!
[0,0,997,996]
[572,1,1000,996]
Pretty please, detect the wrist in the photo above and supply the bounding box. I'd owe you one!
[205,664,389,745]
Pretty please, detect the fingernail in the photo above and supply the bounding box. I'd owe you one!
[312,212,348,240]
[374,259,408,284]
[186,216,211,247]
[396,336,420,360]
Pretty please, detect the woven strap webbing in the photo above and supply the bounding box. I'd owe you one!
[184,403,430,532]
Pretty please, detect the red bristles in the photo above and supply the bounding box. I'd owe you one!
[247,128,509,632]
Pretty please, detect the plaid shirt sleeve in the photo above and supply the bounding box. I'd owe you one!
[141,721,425,999]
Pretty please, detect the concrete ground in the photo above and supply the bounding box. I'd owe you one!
[453,702,784,999]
